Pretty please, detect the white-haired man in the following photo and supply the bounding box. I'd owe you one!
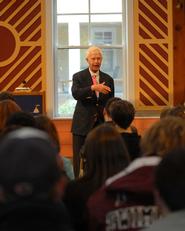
[71,46,114,177]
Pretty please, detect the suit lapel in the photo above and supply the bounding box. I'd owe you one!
[85,68,93,85]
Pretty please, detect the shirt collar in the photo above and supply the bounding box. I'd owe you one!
[89,68,99,77]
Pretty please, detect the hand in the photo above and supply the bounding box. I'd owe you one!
[91,82,111,94]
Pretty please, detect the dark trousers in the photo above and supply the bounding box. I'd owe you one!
[72,134,86,178]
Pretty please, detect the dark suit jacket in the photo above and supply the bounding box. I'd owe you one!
[71,68,114,136]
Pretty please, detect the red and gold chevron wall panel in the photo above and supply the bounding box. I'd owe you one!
[0,0,45,92]
[135,0,173,110]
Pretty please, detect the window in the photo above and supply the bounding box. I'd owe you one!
[54,0,129,118]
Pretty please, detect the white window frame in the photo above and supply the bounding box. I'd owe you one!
[44,0,135,118]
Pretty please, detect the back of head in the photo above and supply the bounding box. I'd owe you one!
[160,105,185,119]
[109,99,135,129]
[160,107,172,119]
[0,128,62,203]
[155,147,185,211]
[169,105,185,119]
[35,114,60,153]
[104,97,122,120]
[5,111,36,128]
[141,116,185,157]
[0,91,15,102]
[0,100,21,131]
[83,124,129,188]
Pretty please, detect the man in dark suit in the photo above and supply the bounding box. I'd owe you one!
[71,46,114,177]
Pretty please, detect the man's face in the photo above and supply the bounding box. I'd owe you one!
[86,51,102,73]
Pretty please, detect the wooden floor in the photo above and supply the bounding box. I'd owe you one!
[53,117,159,158]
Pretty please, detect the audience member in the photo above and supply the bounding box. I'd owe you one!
[0,111,36,142]
[35,114,74,180]
[171,105,185,118]
[104,97,138,133]
[145,147,185,231]
[87,117,185,231]
[103,97,121,122]
[5,111,36,128]
[160,104,185,119]
[140,117,185,157]
[109,99,141,160]
[160,106,172,119]
[0,91,15,102]
[63,124,129,231]
[0,128,74,231]
[79,96,126,176]
[0,99,21,132]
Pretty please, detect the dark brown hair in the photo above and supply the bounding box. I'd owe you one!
[35,114,60,153]
[82,123,130,190]
[109,99,135,129]
[0,100,21,131]
[0,91,15,102]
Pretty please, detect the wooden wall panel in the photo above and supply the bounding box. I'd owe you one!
[0,0,45,92]
[134,0,174,110]
[53,119,72,158]
[173,0,185,105]
[53,118,159,158]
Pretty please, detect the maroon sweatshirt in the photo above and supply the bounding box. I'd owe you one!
[87,157,161,231]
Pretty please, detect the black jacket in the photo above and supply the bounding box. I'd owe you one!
[71,68,114,136]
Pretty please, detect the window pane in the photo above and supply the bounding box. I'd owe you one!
[91,14,122,23]
[91,0,122,13]
[54,0,126,118]
[55,48,123,117]
[57,0,88,14]
[90,21,122,45]
[57,15,89,46]
[101,48,123,96]
[57,15,122,47]
[55,49,76,117]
